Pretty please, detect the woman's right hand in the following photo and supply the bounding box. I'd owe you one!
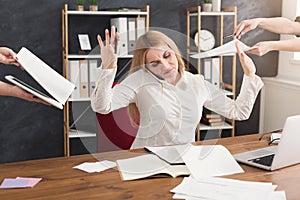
[97,26,119,69]
[234,18,261,39]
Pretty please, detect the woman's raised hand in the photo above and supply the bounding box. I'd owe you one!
[235,41,256,78]
[97,26,119,69]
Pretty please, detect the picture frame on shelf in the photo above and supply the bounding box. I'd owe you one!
[78,34,92,51]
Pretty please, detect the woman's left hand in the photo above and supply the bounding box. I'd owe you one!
[235,41,256,78]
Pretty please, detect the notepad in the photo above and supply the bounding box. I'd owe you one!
[116,154,190,181]
[6,47,75,109]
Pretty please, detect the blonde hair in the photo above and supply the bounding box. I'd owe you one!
[128,30,185,126]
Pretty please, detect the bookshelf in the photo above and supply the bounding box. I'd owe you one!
[62,4,150,156]
[186,6,237,141]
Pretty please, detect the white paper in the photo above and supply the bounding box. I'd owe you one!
[181,145,244,177]
[73,160,116,173]
[171,177,286,200]
[16,47,75,105]
[191,39,256,59]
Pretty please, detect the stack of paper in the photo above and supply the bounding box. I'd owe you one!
[171,177,286,200]
[73,160,116,173]
[0,177,42,189]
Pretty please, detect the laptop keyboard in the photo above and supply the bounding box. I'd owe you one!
[249,154,275,167]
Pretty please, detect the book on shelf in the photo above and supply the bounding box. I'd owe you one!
[116,154,190,181]
[201,116,223,123]
[201,120,224,127]
[202,108,221,119]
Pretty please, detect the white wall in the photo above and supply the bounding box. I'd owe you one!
[277,0,300,81]
[260,0,300,132]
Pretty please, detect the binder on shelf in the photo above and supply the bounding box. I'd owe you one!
[203,58,212,81]
[110,17,128,56]
[89,60,98,96]
[136,17,146,39]
[68,60,80,99]
[127,18,136,55]
[79,60,89,98]
[211,57,220,88]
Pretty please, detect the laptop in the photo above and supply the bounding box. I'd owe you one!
[6,47,75,109]
[234,115,300,171]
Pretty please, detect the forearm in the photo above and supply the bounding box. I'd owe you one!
[91,68,116,113]
[258,17,300,35]
[268,39,300,52]
[205,75,263,120]
[0,81,15,96]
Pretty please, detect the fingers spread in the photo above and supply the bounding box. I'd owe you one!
[97,34,104,48]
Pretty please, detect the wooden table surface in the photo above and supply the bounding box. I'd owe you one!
[0,133,299,200]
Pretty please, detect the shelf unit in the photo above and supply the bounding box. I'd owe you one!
[186,6,237,141]
[62,4,150,156]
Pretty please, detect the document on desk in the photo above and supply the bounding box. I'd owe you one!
[144,144,190,164]
[171,177,286,200]
[191,39,256,59]
[73,160,116,173]
[181,145,244,177]
[116,154,190,181]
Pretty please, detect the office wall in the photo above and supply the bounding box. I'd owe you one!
[0,0,281,163]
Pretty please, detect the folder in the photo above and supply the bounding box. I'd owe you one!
[89,60,98,96]
[6,47,74,109]
[111,17,128,56]
[211,57,220,88]
[203,58,212,81]
[136,17,146,39]
[127,18,136,55]
[68,60,80,99]
[79,60,89,98]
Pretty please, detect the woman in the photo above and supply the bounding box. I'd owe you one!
[91,27,263,149]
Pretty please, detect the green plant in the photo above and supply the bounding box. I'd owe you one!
[77,0,85,6]
[90,0,98,5]
[204,0,212,3]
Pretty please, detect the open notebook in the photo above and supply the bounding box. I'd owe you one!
[6,47,74,109]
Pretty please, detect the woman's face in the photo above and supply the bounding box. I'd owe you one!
[145,45,180,85]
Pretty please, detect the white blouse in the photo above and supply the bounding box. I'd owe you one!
[91,67,264,149]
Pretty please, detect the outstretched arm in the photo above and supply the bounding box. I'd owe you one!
[246,38,300,56]
[0,81,50,105]
[235,17,300,38]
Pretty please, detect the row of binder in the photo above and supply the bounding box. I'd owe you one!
[110,17,146,56]
[68,60,99,100]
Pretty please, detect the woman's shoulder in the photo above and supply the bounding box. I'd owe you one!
[183,71,205,82]
[119,68,159,87]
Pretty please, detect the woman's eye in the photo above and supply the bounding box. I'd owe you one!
[150,62,159,67]
[164,52,170,58]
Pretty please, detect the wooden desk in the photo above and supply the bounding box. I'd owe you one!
[0,134,299,199]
